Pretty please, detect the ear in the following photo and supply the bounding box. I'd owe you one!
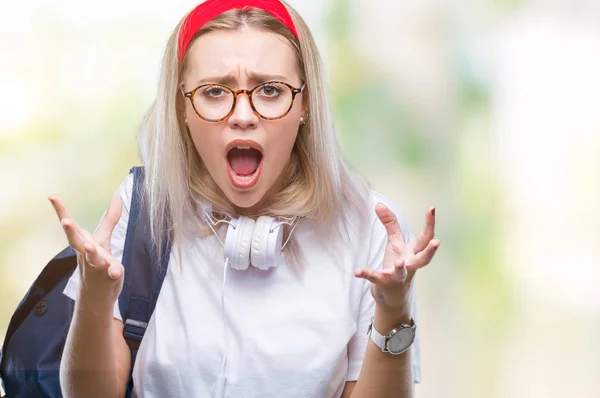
[301,85,309,116]
[176,89,189,126]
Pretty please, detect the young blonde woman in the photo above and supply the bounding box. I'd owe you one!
[49,0,439,397]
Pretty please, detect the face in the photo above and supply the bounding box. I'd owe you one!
[182,27,304,216]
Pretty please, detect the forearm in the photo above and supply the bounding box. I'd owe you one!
[60,295,121,398]
[350,305,414,398]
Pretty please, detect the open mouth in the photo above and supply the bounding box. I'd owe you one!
[226,142,264,189]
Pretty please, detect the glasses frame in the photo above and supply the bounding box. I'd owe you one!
[182,81,305,123]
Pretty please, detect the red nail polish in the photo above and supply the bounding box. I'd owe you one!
[432,207,436,216]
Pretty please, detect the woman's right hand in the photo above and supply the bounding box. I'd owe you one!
[49,196,124,305]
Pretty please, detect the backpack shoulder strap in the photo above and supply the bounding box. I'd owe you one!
[119,166,171,362]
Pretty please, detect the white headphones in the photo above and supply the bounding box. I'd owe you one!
[200,204,298,398]
[203,205,297,271]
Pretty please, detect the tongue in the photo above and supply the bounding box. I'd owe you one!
[228,148,261,176]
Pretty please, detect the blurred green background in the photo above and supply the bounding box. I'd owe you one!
[1,1,599,397]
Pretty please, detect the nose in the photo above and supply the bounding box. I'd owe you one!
[228,92,259,130]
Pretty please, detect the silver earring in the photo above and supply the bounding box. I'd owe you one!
[300,116,305,125]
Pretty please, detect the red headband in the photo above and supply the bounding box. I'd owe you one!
[178,0,299,63]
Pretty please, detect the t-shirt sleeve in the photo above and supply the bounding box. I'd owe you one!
[346,194,422,383]
[62,173,134,322]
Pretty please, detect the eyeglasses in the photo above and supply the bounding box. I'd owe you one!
[182,81,305,122]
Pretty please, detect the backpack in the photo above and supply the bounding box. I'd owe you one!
[0,166,172,398]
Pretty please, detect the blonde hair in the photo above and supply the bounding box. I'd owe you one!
[137,1,371,264]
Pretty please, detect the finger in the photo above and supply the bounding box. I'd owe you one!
[408,239,440,272]
[48,196,74,224]
[393,259,408,282]
[82,240,110,269]
[49,197,85,249]
[106,258,124,280]
[375,203,406,246]
[354,268,386,285]
[79,227,97,246]
[413,206,436,253]
[94,197,123,248]
[79,227,102,260]
[58,217,86,252]
[381,259,408,281]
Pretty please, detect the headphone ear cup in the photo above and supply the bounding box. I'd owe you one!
[251,216,283,270]
[224,217,255,270]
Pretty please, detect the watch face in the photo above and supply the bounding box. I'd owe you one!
[387,328,415,355]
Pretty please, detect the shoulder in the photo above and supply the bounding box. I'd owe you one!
[107,172,135,223]
[117,172,135,206]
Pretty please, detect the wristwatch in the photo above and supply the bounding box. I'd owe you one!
[367,316,416,355]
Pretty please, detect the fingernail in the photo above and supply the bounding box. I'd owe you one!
[432,207,436,216]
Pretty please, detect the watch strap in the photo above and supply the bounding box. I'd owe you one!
[369,320,387,351]
[367,316,416,354]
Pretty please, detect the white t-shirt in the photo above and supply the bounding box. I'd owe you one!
[63,173,421,398]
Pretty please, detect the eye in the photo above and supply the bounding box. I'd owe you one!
[201,85,227,98]
[257,83,283,98]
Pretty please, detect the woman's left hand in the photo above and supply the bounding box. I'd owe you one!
[355,203,439,313]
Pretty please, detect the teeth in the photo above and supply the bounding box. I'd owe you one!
[236,146,251,150]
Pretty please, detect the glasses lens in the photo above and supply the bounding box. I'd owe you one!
[193,85,234,121]
[252,82,293,119]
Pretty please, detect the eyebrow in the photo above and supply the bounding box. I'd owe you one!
[194,71,290,87]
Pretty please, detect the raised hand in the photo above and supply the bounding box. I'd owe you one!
[355,203,439,313]
[49,196,124,304]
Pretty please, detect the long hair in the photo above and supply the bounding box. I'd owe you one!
[137,1,371,265]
